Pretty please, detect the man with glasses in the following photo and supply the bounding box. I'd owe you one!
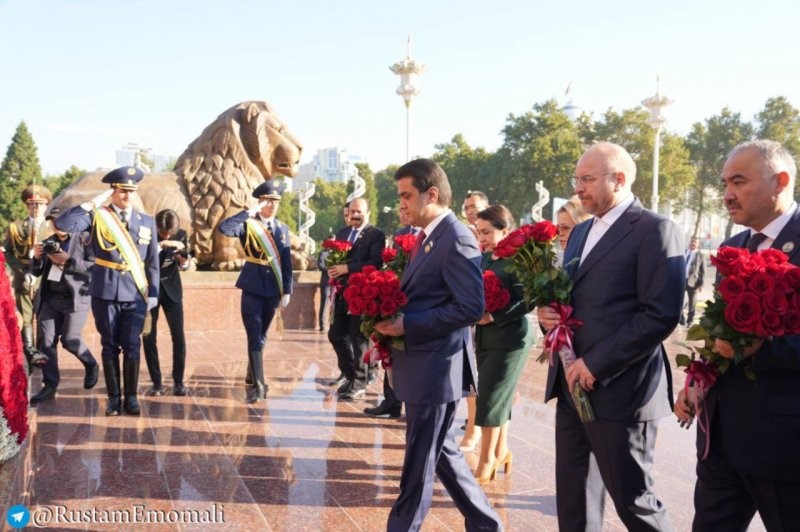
[538,142,683,531]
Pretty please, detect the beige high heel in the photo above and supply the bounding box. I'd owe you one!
[496,451,513,475]
[475,459,499,486]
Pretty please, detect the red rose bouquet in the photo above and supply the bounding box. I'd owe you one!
[495,220,593,422]
[483,270,510,313]
[321,238,353,293]
[676,246,800,457]
[343,265,408,368]
[382,233,418,277]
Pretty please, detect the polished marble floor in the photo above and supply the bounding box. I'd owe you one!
[22,320,766,531]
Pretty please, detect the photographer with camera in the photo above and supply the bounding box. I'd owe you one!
[29,208,99,404]
[142,209,191,396]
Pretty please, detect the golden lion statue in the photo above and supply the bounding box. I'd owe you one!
[51,101,303,270]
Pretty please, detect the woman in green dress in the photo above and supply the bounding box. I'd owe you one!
[472,204,535,484]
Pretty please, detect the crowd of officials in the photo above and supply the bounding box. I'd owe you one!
[4,138,799,531]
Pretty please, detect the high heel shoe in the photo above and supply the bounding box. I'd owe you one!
[458,435,481,453]
[496,451,513,475]
[475,459,498,486]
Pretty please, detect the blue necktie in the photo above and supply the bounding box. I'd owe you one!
[348,229,358,244]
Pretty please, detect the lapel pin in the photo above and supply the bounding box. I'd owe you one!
[782,242,795,253]
[424,240,434,254]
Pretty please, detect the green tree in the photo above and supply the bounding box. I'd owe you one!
[354,162,379,225]
[583,107,695,207]
[375,165,399,233]
[432,134,492,215]
[44,165,86,200]
[754,96,800,196]
[494,100,583,219]
[276,188,298,233]
[0,121,43,229]
[308,179,348,244]
[685,108,753,239]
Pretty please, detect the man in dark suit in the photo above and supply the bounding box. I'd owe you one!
[538,142,683,531]
[142,209,190,397]
[58,166,160,416]
[327,197,385,400]
[675,140,800,531]
[218,181,293,404]
[375,159,502,531]
[28,211,98,404]
[681,236,705,325]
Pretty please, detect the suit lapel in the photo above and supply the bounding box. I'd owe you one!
[401,214,450,289]
[770,209,800,262]
[573,200,642,284]
[564,220,590,279]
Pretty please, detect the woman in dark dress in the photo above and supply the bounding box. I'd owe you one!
[472,205,534,484]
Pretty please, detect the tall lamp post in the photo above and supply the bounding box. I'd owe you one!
[641,79,672,213]
[390,35,427,162]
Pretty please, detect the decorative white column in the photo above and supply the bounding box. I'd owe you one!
[641,78,672,214]
[298,183,316,255]
[346,168,366,203]
[390,35,427,162]
[531,181,550,222]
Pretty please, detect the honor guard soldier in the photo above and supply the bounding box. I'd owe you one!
[218,181,292,403]
[57,167,160,416]
[3,184,52,369]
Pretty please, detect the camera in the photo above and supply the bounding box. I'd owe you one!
[175,247,193,260]
[42,240,61,255]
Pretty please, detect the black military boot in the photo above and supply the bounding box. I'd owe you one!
[103,358,122,416]
[245,351,268,404]
[123,358,141,415]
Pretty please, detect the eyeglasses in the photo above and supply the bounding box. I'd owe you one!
[570,172,617,189]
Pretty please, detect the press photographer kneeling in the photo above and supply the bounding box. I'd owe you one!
[30,209,99,404]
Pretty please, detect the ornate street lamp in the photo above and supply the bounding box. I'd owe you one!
[641,78,673,213]
[390,35,427,162]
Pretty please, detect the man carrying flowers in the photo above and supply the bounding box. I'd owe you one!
[537,142,683,531]
[674,140,800,531]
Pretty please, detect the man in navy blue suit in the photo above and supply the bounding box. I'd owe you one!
[58,166,160,416]
[218,181,292,403]
[538,142,682,531]
[375,159,502,531]
[675,140,800,531]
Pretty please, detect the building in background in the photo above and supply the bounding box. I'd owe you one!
[294,147,366,190]
[115,142,174,172]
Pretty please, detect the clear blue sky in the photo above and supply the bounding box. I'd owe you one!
[1,0,798,176]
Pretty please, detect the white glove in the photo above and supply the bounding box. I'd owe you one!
[281,294,291,308]
[81,189,114,210]
[247,200,269,217]
[146,297,158,311]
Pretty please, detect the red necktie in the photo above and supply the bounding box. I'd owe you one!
[409,230,426,261]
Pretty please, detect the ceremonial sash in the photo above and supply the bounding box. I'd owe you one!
[93,207,148,299]
[245,218,284,295]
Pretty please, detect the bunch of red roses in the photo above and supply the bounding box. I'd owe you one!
[483,270,510,313]
[381,233,418,277]
[343,265,408,368]
[321,238,353,293]
[494,220,593,422]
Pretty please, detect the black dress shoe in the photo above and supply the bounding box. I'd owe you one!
[106,397,121,416]
[30,385,57,405]
[339,387,366,401]
[84,364,99,389]
[328,373,347,387]
[124,395,140,415]
[337,380,353,395]
[146,384,164,396]
[364,402,401,418]
[173,384,187,396]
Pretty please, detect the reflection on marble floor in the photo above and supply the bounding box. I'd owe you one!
[23,326,765,531]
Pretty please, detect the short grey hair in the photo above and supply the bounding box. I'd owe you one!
[728,139,797,181]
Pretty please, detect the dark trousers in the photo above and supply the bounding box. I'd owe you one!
[318,282,330,329]
[327,295,368,389]
[142,293,186,386]
[91,297,146,361]
[684,285,699,323]
[381,370,401,408]
[387,400,503,532]
[693,443,800,531]
[555,392,673,532]
[37,295,95,388]
[241,291,279,353]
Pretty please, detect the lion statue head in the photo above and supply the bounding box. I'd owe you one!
[50,100,303,271]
